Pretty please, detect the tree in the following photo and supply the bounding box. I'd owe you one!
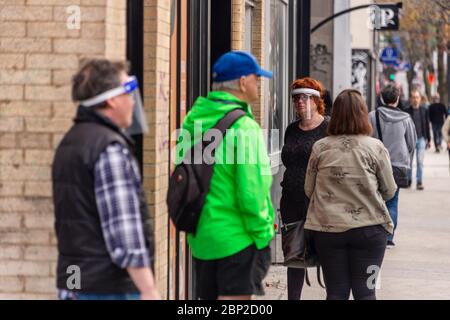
[375,0,449,102]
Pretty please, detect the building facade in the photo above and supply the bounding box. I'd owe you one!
[0,0,313,299]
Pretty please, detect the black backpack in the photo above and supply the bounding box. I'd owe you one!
[167,109,246,234]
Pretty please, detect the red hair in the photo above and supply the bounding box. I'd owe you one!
[291,77,325,115]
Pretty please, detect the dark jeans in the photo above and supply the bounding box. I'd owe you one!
[313,225,388,300]
[385,188,399,242]
[59,292,140,300]
[432,122,443,149]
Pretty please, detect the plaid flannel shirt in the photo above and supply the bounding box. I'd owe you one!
[94,142,151,269]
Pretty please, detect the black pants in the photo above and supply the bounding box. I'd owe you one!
[287,268,305,300]
[193,245,271,299]
[313,225,388,300]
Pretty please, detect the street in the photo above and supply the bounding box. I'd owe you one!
[262,147,450,300]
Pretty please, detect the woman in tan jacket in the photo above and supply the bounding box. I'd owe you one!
[304,89,397,300]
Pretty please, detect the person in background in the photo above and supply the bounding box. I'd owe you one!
[280,77,329,300]
[369,85,417,247]
[406,89,431,190]
[304,89,397,300]
[428,94,448,153]
[323,89,333,117]
[421,94,430,111]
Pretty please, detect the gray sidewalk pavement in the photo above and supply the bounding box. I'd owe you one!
[260,148,450,300]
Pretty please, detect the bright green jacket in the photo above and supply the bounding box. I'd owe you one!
[175,91,275,260]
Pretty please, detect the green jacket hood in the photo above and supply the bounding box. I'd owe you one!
[181,91,254,136]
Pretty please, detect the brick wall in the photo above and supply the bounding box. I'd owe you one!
[231,0,267,127]
[0,0,126,299]
[142,0,170,299]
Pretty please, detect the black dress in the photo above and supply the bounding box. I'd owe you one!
[280,119,329,224]
[280,118,329,300]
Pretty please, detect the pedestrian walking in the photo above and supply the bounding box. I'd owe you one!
[406,89,432,190]
[421,94,430,111]
[176,51,275,300]
[369,85,417,247]
[52,59,160,300]
[323,89,333,117]
[428,94,448,153]
[280,77,329,300]
[304,89,397,300]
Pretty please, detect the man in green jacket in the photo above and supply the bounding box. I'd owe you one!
[176,51,275,300]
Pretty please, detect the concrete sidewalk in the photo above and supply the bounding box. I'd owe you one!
[261,148,450,300]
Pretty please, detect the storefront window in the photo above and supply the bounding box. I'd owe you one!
[268,0,288,153]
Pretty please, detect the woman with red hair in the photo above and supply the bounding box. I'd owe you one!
[280,77,329,300]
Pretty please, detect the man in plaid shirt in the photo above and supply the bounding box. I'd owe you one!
[52,59,160,300]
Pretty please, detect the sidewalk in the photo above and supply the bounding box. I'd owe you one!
[261,148,450,300]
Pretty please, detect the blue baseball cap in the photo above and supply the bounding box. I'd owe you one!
[212,51,273,82]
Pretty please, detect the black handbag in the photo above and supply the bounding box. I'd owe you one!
[375,110,411,188]
[280,220,317,269]
[280,219,325,288]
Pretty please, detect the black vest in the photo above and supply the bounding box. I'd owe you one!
[52,106,154,293]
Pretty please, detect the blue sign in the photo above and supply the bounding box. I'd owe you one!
[380,47,398,65]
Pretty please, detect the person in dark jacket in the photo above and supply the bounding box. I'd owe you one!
[323,89,333,116]
[52,59,160,300]
[405,89,431,190]
[428,94,448,153]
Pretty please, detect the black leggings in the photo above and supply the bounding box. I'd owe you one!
[287,268,305,300]
[313,225,388,300]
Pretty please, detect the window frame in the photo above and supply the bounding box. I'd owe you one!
[265,0,290,165]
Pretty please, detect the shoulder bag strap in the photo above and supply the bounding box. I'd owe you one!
[375,109,383,142]
[199,109,247,190]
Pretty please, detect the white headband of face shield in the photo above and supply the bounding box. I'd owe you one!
[79,76,138,107]
[291,88,321,98]
[291,88,321,120]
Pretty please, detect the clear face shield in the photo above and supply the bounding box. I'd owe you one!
[291,88,321,120]
[79,76,148,135]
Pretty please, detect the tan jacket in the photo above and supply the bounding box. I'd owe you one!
[304,135,397,234]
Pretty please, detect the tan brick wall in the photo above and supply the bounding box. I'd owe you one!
[143,0,170,299]
[231,0,245,50]
[231,0,267,127]
[0,0,127,299]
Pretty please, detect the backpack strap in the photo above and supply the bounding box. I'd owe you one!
[212,109,247,139]
[198,109,247,191]
[375,109,383,142]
